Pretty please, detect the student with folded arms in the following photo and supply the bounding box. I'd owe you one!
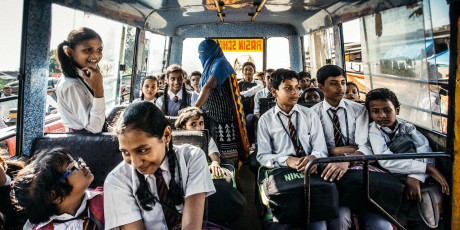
[254,69,275,119]
[311,65,391,230]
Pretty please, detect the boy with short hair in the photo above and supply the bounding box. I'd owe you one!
[298,71,312,93]
[257,68,329,229]
[254,69,275,119]
[366,88,449,230]
[311,65,391,230]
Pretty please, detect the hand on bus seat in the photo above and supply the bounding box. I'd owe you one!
[426,165,450,195]
[81,67,104,98]
[404,177,422,202]
[328,145,359,156]
[287,155,317,174]
[321,162,350,182]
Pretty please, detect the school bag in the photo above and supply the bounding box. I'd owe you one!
[258,167,339,226]
[335,164,404,215]
[207,159,247,223]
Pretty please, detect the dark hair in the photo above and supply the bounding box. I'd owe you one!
[298,71,311,79]
[175,107,205,130]
[162,65,188,115]
[270,69,299,90]
[190,71,202,78]
[365,88,401,111]
[158,73,166,80]
[346,82,360,96]
[12,148,74,224]
[114,102,184,210]
[57,27,102,79]
[140,75,158,101]
[316,65,346,86]
[265,69,275,74]
[302,87,324,100]
[256,72,265,77]
[242,62,256,72]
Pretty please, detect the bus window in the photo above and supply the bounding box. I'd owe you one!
[342,19,365,101]
[49,4,124,114]
[307,28,333,79]
[303,36,310,72]
[145,32,168,75]
[360,1,445,132]
[267,37,290,70]
[181,38,205,75]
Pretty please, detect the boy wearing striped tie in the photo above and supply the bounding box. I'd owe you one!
[311,65,392,230]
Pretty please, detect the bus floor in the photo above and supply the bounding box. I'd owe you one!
[226,165,261,230]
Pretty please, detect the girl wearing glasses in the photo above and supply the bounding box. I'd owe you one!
[104,101,215,230]
[3,147,105,230]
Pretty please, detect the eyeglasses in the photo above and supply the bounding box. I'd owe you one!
[50,158,85,190]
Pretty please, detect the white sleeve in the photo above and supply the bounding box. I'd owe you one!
[309,112,329,159]
[60,84,105,133]
[208,138,221,157]
[354,109,373,155]
[254,91,261,115]
[256,116,288,167]
[104,174,143,230]
[240,80,264,97]
[47,95,59,108]
[185,148,216,198]
[156,96,164,109]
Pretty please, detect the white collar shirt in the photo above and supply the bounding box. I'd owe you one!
[56,70,105,133]
[369,118,433,182]
[104,144,216,230]
[254,88,271,115]
[257,104,328,168]
[311,99,373,155]
[23,190,102,230]
[168,88,183,101]
[239,79,264,98]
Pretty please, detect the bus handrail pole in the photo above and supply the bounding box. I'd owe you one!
[303,152,449,230]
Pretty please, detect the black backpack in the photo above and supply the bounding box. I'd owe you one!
[258,167,339,226]
[207,160,247,223]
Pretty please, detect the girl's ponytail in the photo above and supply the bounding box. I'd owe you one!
[179,82,188,110]
[57,41,79,79]
[162,82,170,115]
[166,141,184,205]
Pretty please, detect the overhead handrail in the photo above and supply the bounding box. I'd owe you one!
[214,0,224,22]
[251,0,267,22]
[303,152,450,230]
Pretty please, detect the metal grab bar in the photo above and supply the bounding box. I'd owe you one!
[0,96,18,103]
[303,152,450,230]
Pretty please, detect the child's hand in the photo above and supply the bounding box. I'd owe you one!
[209,161,224,177]
[81,67,104,98]
[404,177,422,202]
[426,165,450,195]
[287,156,300,170]
[321,162,349,182]
[296,156,317,174]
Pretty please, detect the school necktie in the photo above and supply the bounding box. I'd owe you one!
[330,108,345,147]
[173,96,179,103]
[283,113,305,156]
[267,92,273,98]
[154,168,181,230]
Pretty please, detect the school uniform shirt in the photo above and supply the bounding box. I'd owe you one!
[56,71,106,133]
[155,88,193,116]
[311,99,373,155]
[239,78,263,98]
[22,190,102,230]
[254,88,270,116]
[0,95,18,118]
[257,104,328,167]
[104,144,216,230]
[208,137,220,157]
[191,91,199,105]
[369,118,434,182]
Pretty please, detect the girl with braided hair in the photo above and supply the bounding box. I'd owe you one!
[104,101,215,230]
[155,65,193,116]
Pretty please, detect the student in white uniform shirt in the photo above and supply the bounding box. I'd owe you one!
[365,88,449,230]
[105,102,215,230]
[9,148,104,230]
[175,107,224,177]
[55,28,106,133]
[311,65,391,230]
[254,69,275,119]
[132,75,160,104]
[156,65,193,116]
[256,69,344,230]
[189,71,202,105]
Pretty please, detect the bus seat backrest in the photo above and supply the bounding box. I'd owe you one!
[106,105,127,126]
[31,130,209,188]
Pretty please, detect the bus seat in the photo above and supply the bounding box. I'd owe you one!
[106,104,127,126]
[166,116,178,129]
[31,130,209,188]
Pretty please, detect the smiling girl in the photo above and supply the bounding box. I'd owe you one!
[156,65,193,116]
[104,101,215,230]
[56,27,106,133]
[134,75,159,103]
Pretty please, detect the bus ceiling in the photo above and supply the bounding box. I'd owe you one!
[50,0,420,36]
